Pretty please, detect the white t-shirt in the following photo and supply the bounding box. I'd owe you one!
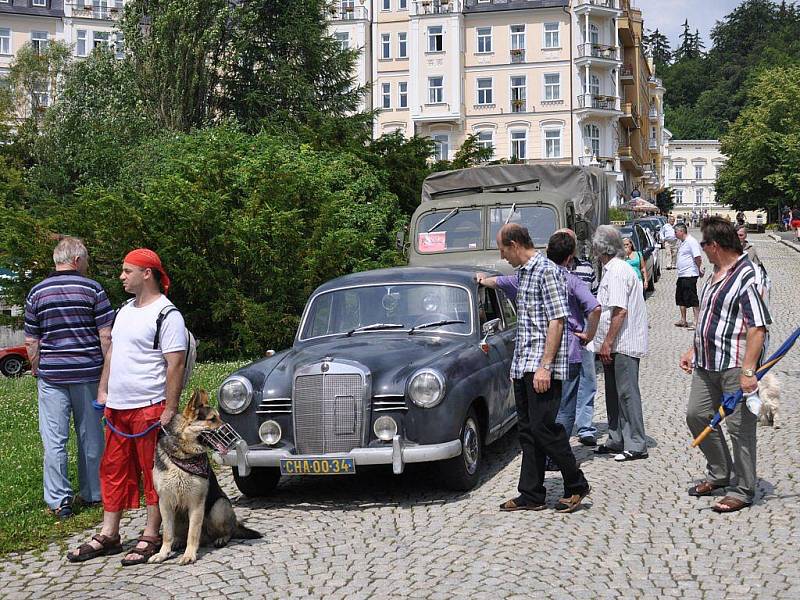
[676,235,703,277]
[588,258,648,359]
[107,295,187,410]
[660,223,676,241]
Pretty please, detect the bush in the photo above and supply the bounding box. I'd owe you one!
[0,126,406,359]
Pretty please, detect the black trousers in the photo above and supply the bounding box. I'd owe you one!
[513,374,588,504]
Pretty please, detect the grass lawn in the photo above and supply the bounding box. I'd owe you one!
[0,360,247,556]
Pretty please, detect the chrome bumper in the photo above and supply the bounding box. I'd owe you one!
[212,436,462,477]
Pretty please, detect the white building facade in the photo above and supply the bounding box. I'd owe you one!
[663,139,729,217]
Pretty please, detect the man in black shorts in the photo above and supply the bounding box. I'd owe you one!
[674,224,704,330]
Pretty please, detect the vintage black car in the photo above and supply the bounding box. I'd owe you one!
[214,266,518,495]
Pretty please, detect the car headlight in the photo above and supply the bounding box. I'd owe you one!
[218,376,253,414]
[408,369,445,408]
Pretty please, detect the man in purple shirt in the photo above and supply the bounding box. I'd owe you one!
[477,231,600,455]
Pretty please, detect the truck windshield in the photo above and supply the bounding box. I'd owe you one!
[488,205,558,248]
[300,284,472,339]
[415,209,482,254]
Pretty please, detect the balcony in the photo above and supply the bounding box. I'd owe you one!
[578,155,616,171]
[620,102,639,128]
[573,0,621,17]
[577,93,621,115]
[576,43,621,65]
[620,64,633,81]
[648,106,659,120]
[618,16,635,46]
[649,138,659,151]
[67,0,124,20]
[510,48,525,64]
[328,4,369,20]
[413,0,460,16]
[618,145,644,176]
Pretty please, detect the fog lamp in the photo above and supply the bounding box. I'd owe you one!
[258,420,282,445]
[373,416,398,441]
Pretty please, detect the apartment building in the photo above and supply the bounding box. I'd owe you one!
[663,139,730,217]
[331,0,666,206]
[0,0,121,119]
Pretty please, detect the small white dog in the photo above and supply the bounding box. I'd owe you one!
[757,372,781,428]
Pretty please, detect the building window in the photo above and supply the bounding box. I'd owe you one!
[675,189,683,204]
[589,23,599,45]
[588,74,600,96]
[476,78,493,105]
[476,131,494,158]
[0,28,10,56]
[114,32,125,59]
[584,123,600,157]
[695,165,703,180]
[544,128,561,158]
[399,0,407,9]
[544,73,560,101]
[93,31,110,50]
[428,25,443,52]
[31,81,49,109]
[381,33,391,59]
[75,30,87,56]
[511,130,527,161]
[433,134,449,161]
[696,189,703,204]
[428,76,443,103]
[398,32,407,58]
[510,24,525,51]
[340,0,355,20]
[382,0,390,10]
[544,22,560,48]
[31,31,49,55]
[381,82,391,109]
[675,165,683,180]
[334,31,349,50]
[476,27,492,53]
[399,81,408,108]
[32,0,48,6]
[511,75,526,112]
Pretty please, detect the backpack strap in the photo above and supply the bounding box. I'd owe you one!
[154,306,179,350]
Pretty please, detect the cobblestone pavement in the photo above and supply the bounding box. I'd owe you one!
[2,233,799,599]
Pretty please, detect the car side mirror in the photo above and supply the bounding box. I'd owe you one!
[396,229,406,253]
[574,220,590,241]
[481,318,501,337]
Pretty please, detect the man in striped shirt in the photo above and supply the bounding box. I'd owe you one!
[24,237,114,519]
[680,217,771,513]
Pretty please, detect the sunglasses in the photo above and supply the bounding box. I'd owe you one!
[700,239,714,247]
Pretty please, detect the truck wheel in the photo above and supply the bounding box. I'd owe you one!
[439,408,483,491]
[0,355,25,378]
[232,467,280,497]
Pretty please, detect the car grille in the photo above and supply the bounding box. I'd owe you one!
[293,368,368,454]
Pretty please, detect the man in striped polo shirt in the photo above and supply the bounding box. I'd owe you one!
[24,237,114,519]
[681,217,771,513]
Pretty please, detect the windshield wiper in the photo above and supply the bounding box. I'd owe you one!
[346,323,405,337]
[504,202,517,224]
[408,320,466,335]
[427,208,459,233]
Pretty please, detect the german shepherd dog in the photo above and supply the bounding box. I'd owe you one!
[149,390,261,565]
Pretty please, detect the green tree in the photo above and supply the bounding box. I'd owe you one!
[7,41,71,122]
[644,28,671,69]
[716,65,800,215]
[448,134,494,170]
[656,187,675,214]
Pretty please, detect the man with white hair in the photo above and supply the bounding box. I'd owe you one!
[589,226,649,462]
[24,237,114,519]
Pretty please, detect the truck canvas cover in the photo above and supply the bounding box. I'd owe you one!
[420,164,607,228]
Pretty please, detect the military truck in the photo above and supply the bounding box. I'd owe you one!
[403,164,609,273]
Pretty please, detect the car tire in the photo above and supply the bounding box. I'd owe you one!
[232,466,280,497]
[438,407,483,491]
[0,355,26,378]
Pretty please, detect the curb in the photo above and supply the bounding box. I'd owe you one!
[768,233,800,254]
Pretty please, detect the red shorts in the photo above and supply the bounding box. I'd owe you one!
[791,219,800,229]
[100,403,164,512]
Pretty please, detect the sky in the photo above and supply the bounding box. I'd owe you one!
[632,0,743,50]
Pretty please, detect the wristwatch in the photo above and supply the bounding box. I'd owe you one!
[742,368,756,377]
[541,363,552,371]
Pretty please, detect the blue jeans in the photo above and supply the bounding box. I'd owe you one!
[557,347,598,438]
[37,379,104,509]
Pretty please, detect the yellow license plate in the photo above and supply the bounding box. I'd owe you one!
[280,457,356,476]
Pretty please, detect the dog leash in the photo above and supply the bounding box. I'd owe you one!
[93,399,165,438]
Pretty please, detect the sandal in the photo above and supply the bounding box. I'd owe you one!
[499,497,547,511]
[688,481,725,497]
[674,321,688,328]
[120,535,162,566]
[66,533,123,563]
[554,486,591,514]
[713,496,752,513]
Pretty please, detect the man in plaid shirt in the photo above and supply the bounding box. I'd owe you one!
[496,224,590,513]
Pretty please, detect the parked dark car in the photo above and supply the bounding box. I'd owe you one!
[634,217,664,244]
[214,266,519,495]
[0,345,29,378]
[616,224,658,292]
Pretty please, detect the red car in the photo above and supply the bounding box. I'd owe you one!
[0,345,29,378]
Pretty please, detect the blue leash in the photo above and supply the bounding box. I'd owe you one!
[93,400,162,439]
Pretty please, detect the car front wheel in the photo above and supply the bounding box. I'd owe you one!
[232,466,280,497]
[438,407,483,491]
[0,355,25,378]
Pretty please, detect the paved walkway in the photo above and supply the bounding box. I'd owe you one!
[2,234,799,599]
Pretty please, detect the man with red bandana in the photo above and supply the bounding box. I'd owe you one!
[67,249,187,565]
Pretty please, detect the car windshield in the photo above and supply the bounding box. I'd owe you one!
[300,283,472,339]
[488,205,558,248]
[416,209,482,253]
